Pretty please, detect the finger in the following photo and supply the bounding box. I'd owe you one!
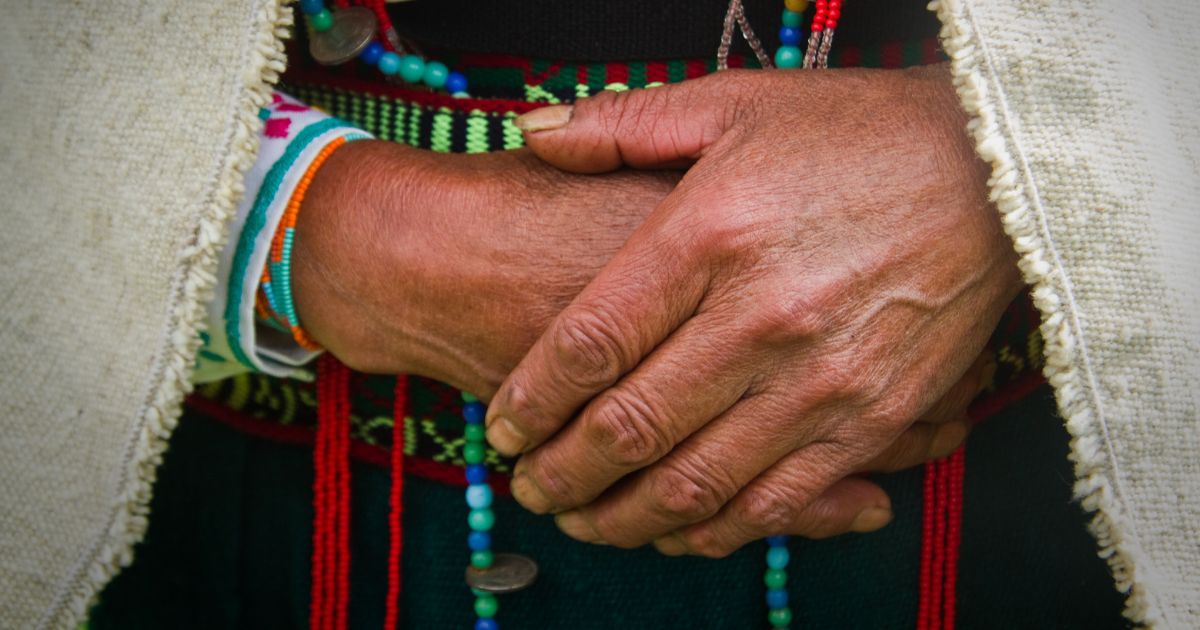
[510,315,752,515]
[658,472,893,558]
[917,350,996,425]
[859,420,970,474]
[513,73,748,174]
[485,183,715,456]
[546,391,800,546]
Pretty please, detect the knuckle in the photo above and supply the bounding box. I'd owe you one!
[733,486,795,536]
[525,452,578,507]
[497,376,548,433]
[647,464,731,523]
[584,393,672,467]
[743,290,830,347]
[549,310,626,390]
[683,527,736,559]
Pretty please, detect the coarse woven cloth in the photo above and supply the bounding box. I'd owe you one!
[0,1,290,627]
[0,0,1197,628]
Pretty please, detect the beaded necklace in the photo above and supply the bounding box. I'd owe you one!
[296,2,843,628]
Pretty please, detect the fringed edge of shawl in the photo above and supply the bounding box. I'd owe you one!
[43,2,293,627]
[929,0,1156,626]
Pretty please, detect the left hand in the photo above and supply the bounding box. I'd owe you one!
[485,65,1023,556]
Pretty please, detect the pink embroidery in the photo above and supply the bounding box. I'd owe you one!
[265,117,292,139]
[276,103,310,113]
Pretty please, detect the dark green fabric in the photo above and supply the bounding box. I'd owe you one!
[91,387,1125,629]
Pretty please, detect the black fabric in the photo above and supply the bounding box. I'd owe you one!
[91,387,1126,628]
[384,0,941,61]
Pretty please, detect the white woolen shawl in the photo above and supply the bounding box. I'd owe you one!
[0,0,1196,628]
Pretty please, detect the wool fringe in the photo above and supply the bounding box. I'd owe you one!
[48,2,294,628]
[928,0,1154,625]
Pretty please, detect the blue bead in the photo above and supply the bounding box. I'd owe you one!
[766,588,789,609]
[766,535,788,546]
[468,530,492,551]
[463,402,485,424]
[475,619,499,630]
[465,463,488,484]
[378,52,402,76]
[359,41,384,65]
[299,0,325,15]
[779,26,802,45]
[446,71,469,95]
[466,484,494,509]
[766,546,790,570]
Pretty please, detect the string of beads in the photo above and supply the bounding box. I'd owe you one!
[299,0,469,95]
[462,392,500,630]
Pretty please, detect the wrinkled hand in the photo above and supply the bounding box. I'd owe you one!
[486,66,1022,556]
[293,141,676,395]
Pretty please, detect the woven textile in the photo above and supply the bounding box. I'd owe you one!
[0,2,290,628]
[933,0,1200,625]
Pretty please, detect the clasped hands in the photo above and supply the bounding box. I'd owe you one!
[294,65,1022,557]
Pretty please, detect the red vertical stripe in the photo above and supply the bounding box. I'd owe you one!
[881,41,903,69]
[335,365,351,630]
[685,59,708,79]
[917,460,935,629]
[943,448,965,629]
[922,38,942,65]
[646,61,668,83]
[384,376,409,629]
[840,45,862,68]
[606,62,629,85]
[930,458,947,630]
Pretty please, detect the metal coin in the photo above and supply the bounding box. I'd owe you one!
[309,6,378,66]
[464,553,539,594]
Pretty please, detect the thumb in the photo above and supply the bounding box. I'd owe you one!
[514,76,742,174]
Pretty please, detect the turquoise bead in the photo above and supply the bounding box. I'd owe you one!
[764,568,787,589]
[474,593,499,618]
[378,52,401,75]
[463,442,486,464]
[768,607,793,628]
[422,61,449,89]
[766,546,790,570]
[468,508,495,531]
[471,549,494,569]
[309,9,333,32]
[398,55,425,83]
[782,9,803,28]
[775,45,802,69]
[466,484,493,509]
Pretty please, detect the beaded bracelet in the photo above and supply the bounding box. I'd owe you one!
[257,134,365,351]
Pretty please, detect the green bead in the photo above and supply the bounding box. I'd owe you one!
[464,423,486,443]
[782,9,803,28]
[463,442,486,464]
[422,61,449,89]
[461,392,479,403]
[768,607,793,628]
[468,508,495,531]
[764,568,788,589]
[398,55,426,83]
[775,45,802,69]
[471,550,494,569]
[474,593,499,618]
[309,9,333,32]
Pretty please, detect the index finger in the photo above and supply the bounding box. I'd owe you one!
[485,198,708,456]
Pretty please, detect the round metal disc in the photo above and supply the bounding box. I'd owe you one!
[465,553,539,594]
[309,6,378,66]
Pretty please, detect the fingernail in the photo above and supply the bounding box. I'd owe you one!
[555,510,604,544]
[486,417,528,456]
[514,105,573,132]
[653,534,688,556]
[851,507,894,533]
[930,422,969,459]
[510,473,555,514]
